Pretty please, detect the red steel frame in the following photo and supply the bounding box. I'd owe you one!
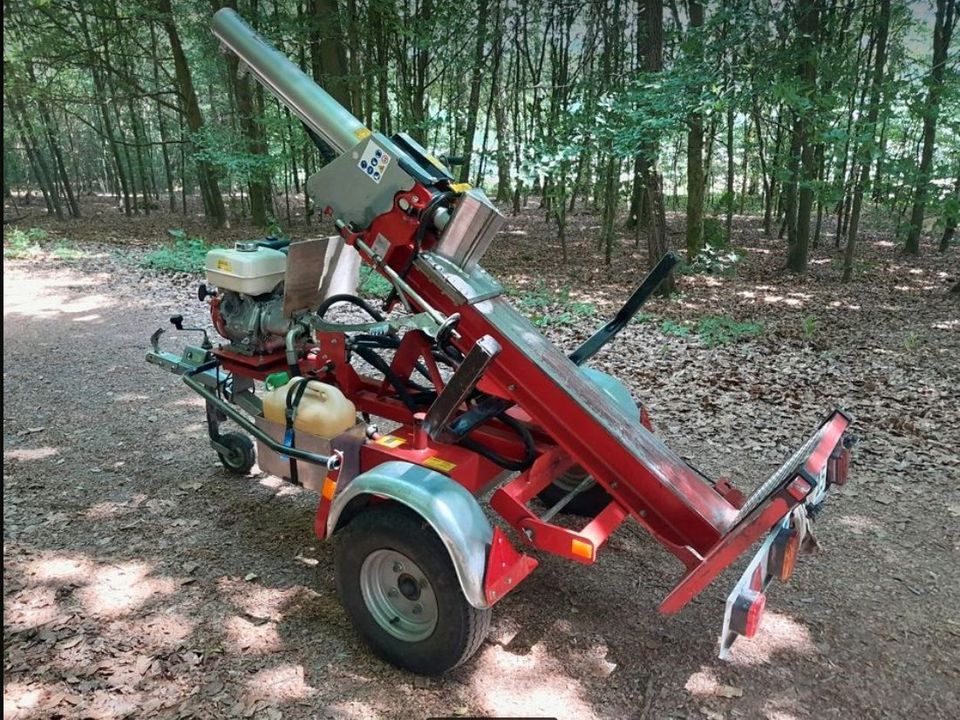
[215,181,853,613]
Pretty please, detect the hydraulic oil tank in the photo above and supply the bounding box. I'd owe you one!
[262,377,357,438]
[206,242,286,296]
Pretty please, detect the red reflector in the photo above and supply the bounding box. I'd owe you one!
[730,589,766,638]
[828,446,850,486]
[770,527,800,582]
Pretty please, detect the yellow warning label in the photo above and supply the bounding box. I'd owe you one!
[376,435,406,448]
[424,456,457,473]
[354,127,373,140]
[450,182,472,193]
[216,258,233,272]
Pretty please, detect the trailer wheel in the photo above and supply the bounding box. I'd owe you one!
[538,466,611,517]
[334,504,491,675]
[217,432,255,475]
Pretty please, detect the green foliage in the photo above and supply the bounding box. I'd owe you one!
[358,265,393,299]
[51,243,90,261]
[141,230,209,273]
[3,227,48,259]
[903,331,922,352]
[514,280,595,327]
[802,315,819,341]
[661,315,763,347]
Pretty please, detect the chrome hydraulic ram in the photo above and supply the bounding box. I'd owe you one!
[211,7,364,155]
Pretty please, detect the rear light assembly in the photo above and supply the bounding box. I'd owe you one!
[769,526,800,582]
[729,588,766,638]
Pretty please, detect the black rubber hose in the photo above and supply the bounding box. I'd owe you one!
[457,410,536,472]
[317,293,386,322]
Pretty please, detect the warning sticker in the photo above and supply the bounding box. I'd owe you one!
[216,258,233,272]
[357,140,392,184]
[376,435,406,448]
[354,127,373,140]
[423,456,457,473]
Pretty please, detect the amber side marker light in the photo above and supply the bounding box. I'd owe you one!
[769,526,800,582]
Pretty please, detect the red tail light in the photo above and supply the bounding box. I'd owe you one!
[770,526,800,582]
[827,445,850,486]
[730,589,766,637]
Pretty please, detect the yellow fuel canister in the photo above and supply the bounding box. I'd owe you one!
[262,377,357,438]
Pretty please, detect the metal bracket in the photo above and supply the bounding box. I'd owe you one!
[422,335,501,440]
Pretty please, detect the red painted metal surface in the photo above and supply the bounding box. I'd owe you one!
[484,527,539,605]
[214,185,854,618]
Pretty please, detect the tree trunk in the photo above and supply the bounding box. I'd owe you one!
[459,0,491,183]
[685,0,705,260]
[844,0,891,281]
[787,0,821,274]
[642,0,675,294]
[905,0,955,255]
[940,170,959,252]
[157,0,226,227]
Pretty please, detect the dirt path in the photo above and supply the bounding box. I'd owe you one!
[4,212,960,720]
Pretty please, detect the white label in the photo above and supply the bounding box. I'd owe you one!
[372,233,390,257]
[357,140,391,184]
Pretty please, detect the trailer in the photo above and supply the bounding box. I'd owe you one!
[146,8,856,675]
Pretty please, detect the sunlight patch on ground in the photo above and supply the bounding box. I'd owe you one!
[470,642,602,720]
[684,666,724,697]
[110,612,196,653]
[4,446,59,462]
[217,578,303,620]
[3,585,60,632]
[24,554,95,584]
[225,614,283,654]
[724,611,817,666]
[244,663,315,704]
[77,561,176,617]
[932,319,959,331]
[828,300,861,310]
[838,514,881,534]
[3,289,115,320]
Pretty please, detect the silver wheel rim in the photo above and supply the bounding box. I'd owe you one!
[359,549,438,642]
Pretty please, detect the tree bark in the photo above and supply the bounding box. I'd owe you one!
[787,0,821,273]
[844,0,891,281]
[157,0,226,227]
[905,0,955,254]
[685,0,705,260]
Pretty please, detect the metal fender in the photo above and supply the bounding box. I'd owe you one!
[327,460,494,609]
[579,366,640,421]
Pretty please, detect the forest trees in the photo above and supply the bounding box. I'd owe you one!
[3,0,957,275]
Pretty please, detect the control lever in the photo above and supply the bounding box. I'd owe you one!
[169,315,213,349]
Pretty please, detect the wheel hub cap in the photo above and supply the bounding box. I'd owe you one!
[359,549,438,642]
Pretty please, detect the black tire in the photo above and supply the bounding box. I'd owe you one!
[334,504,491,675]
[537,465,611,517]
[216,432,255,475]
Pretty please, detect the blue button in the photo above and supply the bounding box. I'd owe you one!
[371,157,378,166]
[374,171,381,180]
[367,166,374,175]
[360,160,367,169]
[375,149,382,157]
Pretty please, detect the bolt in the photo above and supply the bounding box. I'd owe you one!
[507,384,516,392]
[412,604,423,615]
[523,528,534,541]
[388,588,399,598]
[398,198,411,211]
[393,561,404,573]
[506,578,512,585]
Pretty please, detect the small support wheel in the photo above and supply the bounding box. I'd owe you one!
[334,504,491,675]
[537,466,611,517]
[216,432,255,475]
